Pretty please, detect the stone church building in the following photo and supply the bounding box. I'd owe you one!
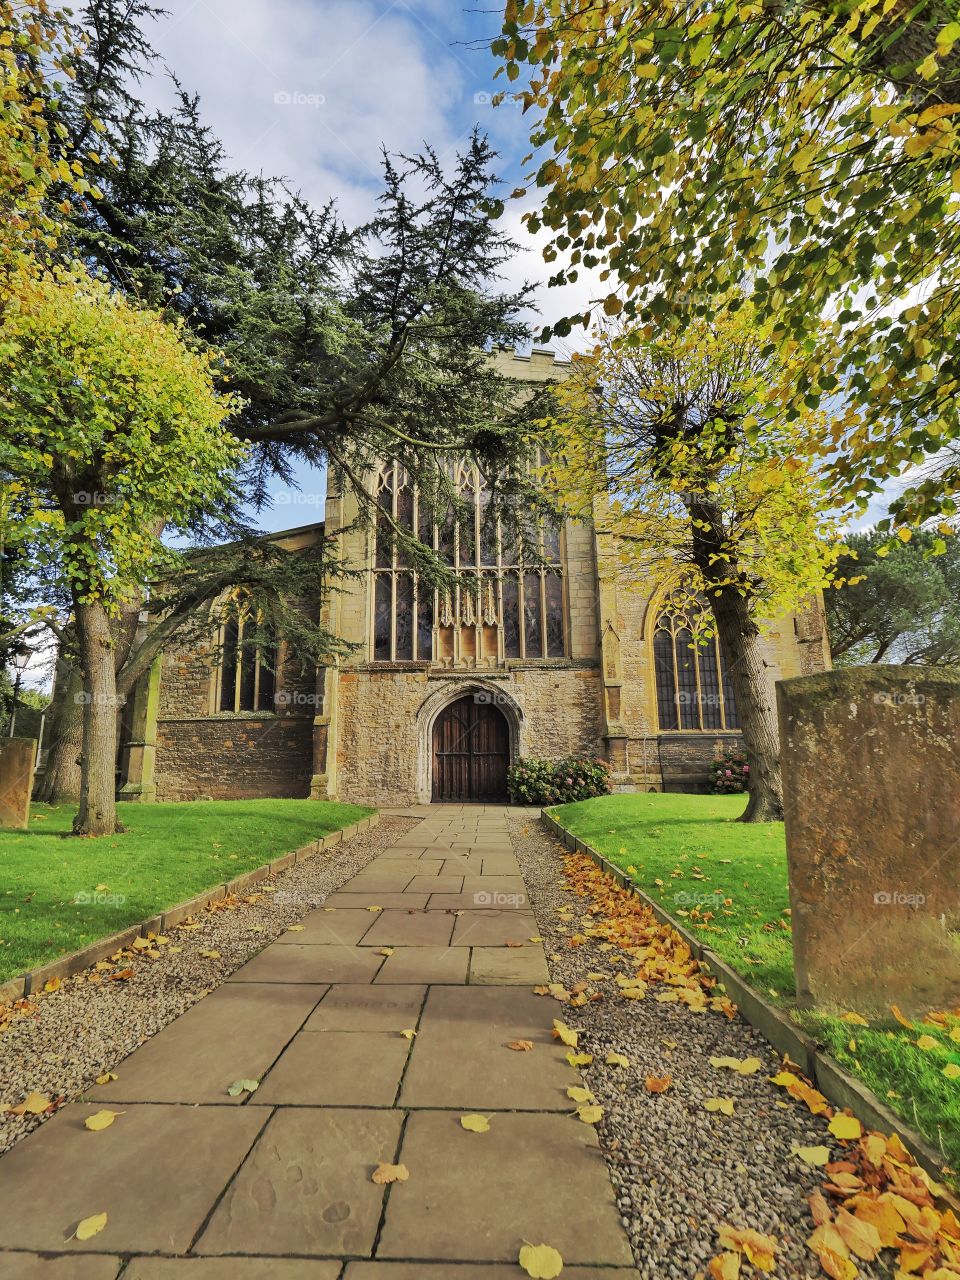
[117,349,831,808]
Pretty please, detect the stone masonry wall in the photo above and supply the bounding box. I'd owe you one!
[155,715,313,801]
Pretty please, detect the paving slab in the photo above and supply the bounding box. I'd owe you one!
[346,1267,637,1279]
[229,944,383,984]
[0,1258,121,1280]
[89,982,327,1104]
[303,984,426,1032]
[364,857,445,874]
[338,873,416,893]
[257,1029,410,1105]
[0,1103,267,1254]
[373,946,469,985]
[469,947,550,985]
[273,909,379,946]
[321,893,430,910]
[449,910,540,947]
[461,875,528,894]
[195,1108,403,1258]
[399,985,576,1109]
[403,874,464,894]
[480,854,523,875]
[424,892,527,912]
[126,1262,340,1280]
[377,1110,634,1265]
[359,909,455,948]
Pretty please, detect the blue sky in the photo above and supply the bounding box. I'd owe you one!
[143,0,596,531]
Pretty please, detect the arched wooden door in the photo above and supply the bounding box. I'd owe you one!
[432,695,510,802]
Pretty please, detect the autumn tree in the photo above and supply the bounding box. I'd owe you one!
[0,266,243,835]
[497,0,960,528]
[537,313,847,821]
[826,527,960,665]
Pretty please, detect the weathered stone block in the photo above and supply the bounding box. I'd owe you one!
[778,666,960,1016]
[0,737,37,829]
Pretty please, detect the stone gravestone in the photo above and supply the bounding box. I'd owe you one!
[777,666,960,1017]
[0,737,38,831]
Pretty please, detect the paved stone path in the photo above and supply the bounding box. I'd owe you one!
[0,806,637,1279]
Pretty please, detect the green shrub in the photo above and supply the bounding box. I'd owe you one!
[507,755,612,805]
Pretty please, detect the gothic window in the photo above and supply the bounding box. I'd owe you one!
[215,598,278,713]
[653,587,740,731]
[371,460,565,663]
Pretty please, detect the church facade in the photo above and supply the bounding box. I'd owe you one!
[117,349,831,808]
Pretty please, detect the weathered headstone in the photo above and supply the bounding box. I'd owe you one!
[0,737,38,830]
[778,666,960,1017]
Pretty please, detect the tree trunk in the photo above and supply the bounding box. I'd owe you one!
[709,582,784,822]
[36,660,83,803]
[72,599,123,836]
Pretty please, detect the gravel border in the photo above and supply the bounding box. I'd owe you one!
[0,814,414,1156]
[510,816,889,1280]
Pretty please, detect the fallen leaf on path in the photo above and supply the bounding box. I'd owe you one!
[707,1253,741,1279]
[710,1056,762,1075]
[565,1051,593,1066]
[366,905,383,912]
[506,1040,534,1052]
[377,948,394,957]
[793,1144,830,1166]
[459,1114,490,1132]
[576,1104,603,1124]
[567,1086,594,1103]
[84,1110,121,1131]
[226,1079,259,1097]
[645,1074,672,1093]
[705,1098,735,1116]
[95,1072,117,1086]
[605,1051,629,1067]
[840,1012,869,1026]
[0,1091,53,1115]
[371,1162,409,1184]
[552,1019,578,1048]
[75,1213,107,1241]
[518,1242,564,1278]
[399,1029,416,1040]
[718,1224,777,1272]
[108,969,133,981]
[828,1113,863,1142]
[505,941,524,948]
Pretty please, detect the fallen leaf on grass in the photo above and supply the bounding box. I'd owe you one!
[916,1034,938,1051]
[459,1114,490,1132]
[710,1056,762,1075]
[645,1074,672,1093]
[576,1104,603,1124]
[75,1212,107,1241]
[840,1012,869,1026]
[371,1162,409,1184]
[226,1079,259,1097]
[518,1242,564,1278]
[552,1019,578,1048]
[605,1051,629,1067]
[506,1040,534,1052]
[943,1063,960,1079]
[890,1004,913,1028]
[705,1098,735,1116]
[84,1110,120,1132]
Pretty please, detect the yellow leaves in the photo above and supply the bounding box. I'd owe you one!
[371,1162,409,1185]
[551,1019,578,1048]
[366,905,383,912]
[0,1091,53,1115]
[792,1144,830,1166]
[377,947,394,958]
[644,1074,672,1093]
[518,1242,564,1278]
[567,1086,594,1103]
[915,1034,937,1050]
[506,1040,535,1052]
[84,1110,121,1131]
[604,1051,629,1067]
[199,950,220,959]
[459,1114,490,1133]
[942,1063,960,1079]
[828,1113,863,1142]
[707,1253,741,1280]
[840,1012,869,1027]
[399,1029,417,1041]
[75,1212,108,1241]
[718,1224,777,1273]
[226,1079,259,1097]
[95,1072,117,1086]
[566,1051,593,1066]
[710,1056,761,1075]
[43,976,61,992]
[286,925,305,933]
[576,1103,603,1124]
[704,1098,735,1116]
[634,63,658,79]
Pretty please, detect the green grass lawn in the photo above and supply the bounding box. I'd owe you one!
[0,799,372,983]
[551,791,960,1175]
